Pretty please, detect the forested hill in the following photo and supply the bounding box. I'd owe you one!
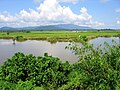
[0,24,92,31]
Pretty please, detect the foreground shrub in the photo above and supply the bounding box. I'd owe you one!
[15,81,34,90]
[64,41,120,90]
[0,80,15,90]
[0,41,120,90]
[0,53,71,89]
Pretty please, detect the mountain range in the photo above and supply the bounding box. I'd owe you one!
[0,24,92,31]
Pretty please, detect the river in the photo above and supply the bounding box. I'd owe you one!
[0,37,119,64]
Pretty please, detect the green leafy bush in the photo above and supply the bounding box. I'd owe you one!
[63,41,120,90]
[0,80,15,90]
[0,41,120,90]
[15,80,34,90]
[0,52,71,89]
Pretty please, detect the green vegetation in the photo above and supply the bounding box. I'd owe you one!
[0,31,120,43]
[0,40,120,89]
[15,36,27,42]
[0,53,71,90]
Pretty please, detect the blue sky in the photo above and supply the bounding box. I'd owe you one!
[0,0,120,29]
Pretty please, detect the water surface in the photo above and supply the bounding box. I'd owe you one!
[89,37,119,46]
[0,39,78,64]
[0,37,119,64]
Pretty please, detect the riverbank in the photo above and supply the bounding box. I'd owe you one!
[0,31,120,43]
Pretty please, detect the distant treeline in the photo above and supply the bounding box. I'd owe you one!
[0,29,119,32]
[0,30,31,33]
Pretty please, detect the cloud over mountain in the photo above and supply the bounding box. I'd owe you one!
[0,0,104,28]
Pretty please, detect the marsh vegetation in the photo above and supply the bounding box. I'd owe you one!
[0,31,119,43]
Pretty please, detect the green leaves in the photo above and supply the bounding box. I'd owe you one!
[66,41,120,90]
[0,41,120,89]
[0,52,71,89]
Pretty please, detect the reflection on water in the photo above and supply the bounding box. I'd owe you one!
[0,39,78,64]
[89,37,119,46]
[0,37,119,64]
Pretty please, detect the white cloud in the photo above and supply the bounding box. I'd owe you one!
[0,12,17,23]
[0,0,104,28]
[116,8,120,12]
[117,21,120,24]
